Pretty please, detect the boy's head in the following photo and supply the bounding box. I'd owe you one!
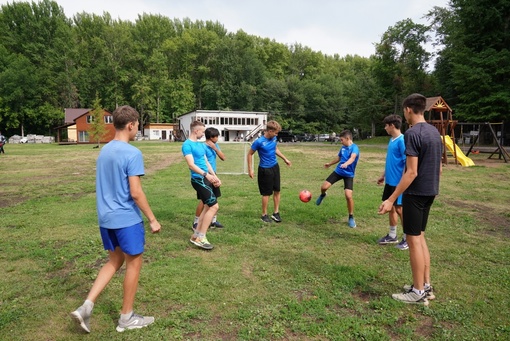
[190,120,206,138]
[266,120,282,133]
[383,114,402,130]
[205,127,220,140]
[113,106,140,130]
[339,129,353,146]
[402,93,426,115]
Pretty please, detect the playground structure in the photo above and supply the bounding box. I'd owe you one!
[424,96,509,166]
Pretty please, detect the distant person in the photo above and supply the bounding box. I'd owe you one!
[316,130,360,228]
[376,115,408,250]
[192,127,226,230]
[247,120,292,223]
[0,131,6,154]
[379,93,442,305]
[70,105,161,333]
[183,121,221,250]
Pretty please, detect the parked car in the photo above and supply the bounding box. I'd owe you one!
[295,133,315,142]
[20,137,28,143]
[277,130,297,142]
[317,134,330,142]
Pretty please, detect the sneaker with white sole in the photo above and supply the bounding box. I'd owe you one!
[271,212,282,223]
[395,238,409,250]
[70,305,92,333]
[403,284,435,300]
[190,235,214,250]
[348,217,356,228]
[210,221,224,228]
[116,313,155,332]
[261,214,272,223]
[392,290,429,305]
[378,234,398,245]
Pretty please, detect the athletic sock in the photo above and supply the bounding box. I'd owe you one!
[412,287,425,296]
[120,311,133,321]
[424,283,431,290]
[212,215,217,223]
[194,216,199,224]
[389,226,397,238]
[83,300,94,310]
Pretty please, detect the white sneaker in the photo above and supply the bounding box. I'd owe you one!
[392,291,429,306]
[116,313,155,332]
[70,305,92,333]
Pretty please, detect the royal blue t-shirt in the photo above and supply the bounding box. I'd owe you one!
[251,135,278,168]
[96,140,144,229]
[385,134,406,186]
[182,139,208,178]
[334,143,360,177]
[205,142,221,172]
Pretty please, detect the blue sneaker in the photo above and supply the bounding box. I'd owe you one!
[378,234,398,245]
[315,193,326,205]
[348,217,356,228]
[395,238,409,250]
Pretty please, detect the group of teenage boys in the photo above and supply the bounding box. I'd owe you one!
[70,93,441,334]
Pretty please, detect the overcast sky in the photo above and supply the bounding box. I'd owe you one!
[1,0,450,57]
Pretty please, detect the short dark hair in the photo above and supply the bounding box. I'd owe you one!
[383,114,402,130]
[339,129,352,139]
[402,93,426,114]
[205,127,220,139]
[112,106,139,130]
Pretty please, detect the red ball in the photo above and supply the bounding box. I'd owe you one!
[299,190,312,203]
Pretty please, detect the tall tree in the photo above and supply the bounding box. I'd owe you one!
[88,95,107,147]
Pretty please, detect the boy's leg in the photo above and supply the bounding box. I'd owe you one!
[87,248,125,302]
[121,252,143,314]
[197,203,219,234]
[406,234,425,291]
[261,195,270,216]
[344,189,354,215]
[273,191,280,213]
[421,233,431,285]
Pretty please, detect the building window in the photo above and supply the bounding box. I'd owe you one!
[229,117,232,125]
[234,118,238,125]
[242,118,246,125]
[154,130,160,136]
[220,117,224,125]
[78,131,89,142]
[104,116,113,124]
[86,115,93,123]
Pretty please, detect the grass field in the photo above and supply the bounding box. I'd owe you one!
[0,141,509,340]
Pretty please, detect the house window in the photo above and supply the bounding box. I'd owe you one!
[242,118,246,125]
[220,117,224,125]
[104,116,113,124]
[229,117,232,125]
[78,131,89,142]
[154,130,160,136]
[86,115,94,123]
[234,118,238,125]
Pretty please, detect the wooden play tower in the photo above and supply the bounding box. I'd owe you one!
[424,96,458,165]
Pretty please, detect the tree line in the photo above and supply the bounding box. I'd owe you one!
[0,0,508,138]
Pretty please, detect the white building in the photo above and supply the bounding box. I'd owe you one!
[143,123,177,141]
[177,110,268,142]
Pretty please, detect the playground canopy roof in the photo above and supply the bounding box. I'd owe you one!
[425,96,451,112]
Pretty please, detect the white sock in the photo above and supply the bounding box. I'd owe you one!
[389,226,397,238]
[424,283,431,289]
[83,300,94,312]
[412,287,425,295]
[120,311,133,321]
[194,216,199,224]
[212,215,217,223]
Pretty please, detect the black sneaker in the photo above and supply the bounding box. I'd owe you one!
[271,212,282,223]
[210,221,224,228]
[261,214,272,223]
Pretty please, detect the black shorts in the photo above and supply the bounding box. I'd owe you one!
[196,182,221,199]
[402,194,435,236]
[191,177,218,207]
[257,164,280,196]
[382,184,403,206]
[325,172,354,190]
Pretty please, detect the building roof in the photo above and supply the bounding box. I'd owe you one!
[425,96,451,112]
[64,108,91,123]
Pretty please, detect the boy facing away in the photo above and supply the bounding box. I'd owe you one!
[192,127,226,230]
[316,129,359,228]
[182,121,221,250]
[379,93,442,305]
[376,115,408,250]
[71,105,161,333]
[247,120,292,223]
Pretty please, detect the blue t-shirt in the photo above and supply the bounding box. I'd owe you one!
[334,143,360,177]
[182,139,208,178]
[385,134,406,186]
[96,140,144,229]
[251,135,278,168]
[205,142,220,172]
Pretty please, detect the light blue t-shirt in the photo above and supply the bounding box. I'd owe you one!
[205,142,220,172]
[96,140,144,229]
[385,134,406,186]
[182,139,208,178]
[334,143,360,177]
[251,135,278,168]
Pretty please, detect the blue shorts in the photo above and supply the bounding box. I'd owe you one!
[100,222,145,256]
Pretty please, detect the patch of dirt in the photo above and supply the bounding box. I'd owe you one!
[145,152,183,175]
[449,200,510,238]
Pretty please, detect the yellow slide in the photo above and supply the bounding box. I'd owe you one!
[442,135,475,167]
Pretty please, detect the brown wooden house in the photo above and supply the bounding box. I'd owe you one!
[55,109,115,144]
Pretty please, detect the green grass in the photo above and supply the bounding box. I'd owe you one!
[0,142,509,340]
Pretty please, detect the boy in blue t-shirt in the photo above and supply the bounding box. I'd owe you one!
[316,129,360,228]
[247,120,292,223]
[71,106,161,333]
[377,115,407,249]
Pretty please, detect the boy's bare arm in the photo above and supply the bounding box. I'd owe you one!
[129,175,161,233]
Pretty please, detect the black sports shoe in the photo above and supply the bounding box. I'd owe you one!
[271,212,282,223]
[261,214,272,223]
[210,221,224,228]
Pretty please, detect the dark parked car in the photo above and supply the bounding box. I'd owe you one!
[277,130,297,142]
[296,133,315,142]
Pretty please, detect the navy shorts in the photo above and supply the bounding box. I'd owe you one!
[402,194,435,236]
[191,177,218,207]
[382,184,403,206]
[325,172,354,190]
[257,164,281,196]
[100,222,145,256]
